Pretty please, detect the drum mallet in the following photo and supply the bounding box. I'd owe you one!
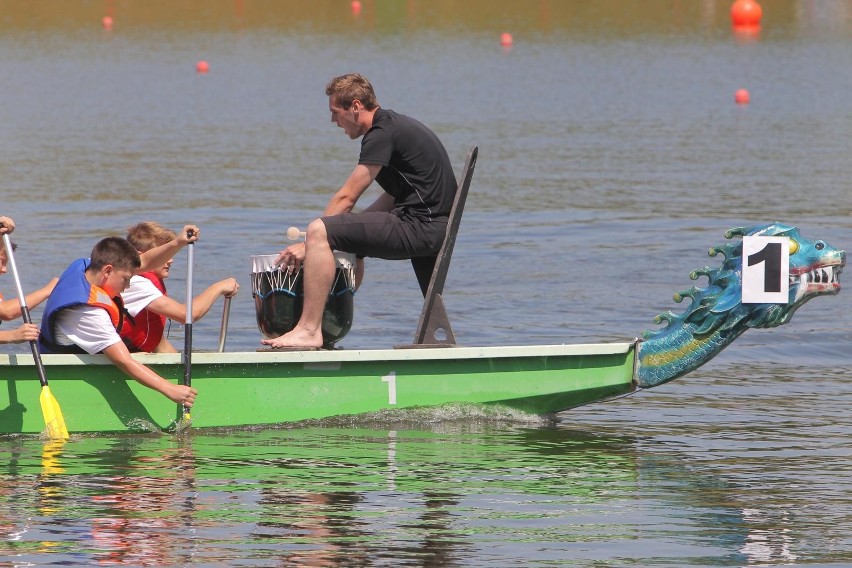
[286,227,306,241]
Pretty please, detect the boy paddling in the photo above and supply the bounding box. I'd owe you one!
[121,221,239,353]
[0,216,57,344]
[39,231,200,407]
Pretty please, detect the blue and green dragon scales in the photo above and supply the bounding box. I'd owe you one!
[637,222,845,388]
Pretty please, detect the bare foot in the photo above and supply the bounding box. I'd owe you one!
[261,326,323,349]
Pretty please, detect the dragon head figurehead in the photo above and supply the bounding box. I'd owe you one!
[636,222,845,388]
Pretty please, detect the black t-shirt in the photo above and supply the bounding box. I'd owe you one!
[358,108,456,218]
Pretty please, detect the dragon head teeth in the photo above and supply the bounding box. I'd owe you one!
[792,265,842,301]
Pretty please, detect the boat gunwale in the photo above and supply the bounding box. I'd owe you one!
[0,341,638,367]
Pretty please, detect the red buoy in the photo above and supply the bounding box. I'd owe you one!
[500,32,513,47]
[102,16,113,30]
[731,0,762,27]
[351,1,362,15]
[196,60,210,74]
[735,88,750,105]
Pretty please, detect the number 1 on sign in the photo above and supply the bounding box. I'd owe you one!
[742,236,790,304]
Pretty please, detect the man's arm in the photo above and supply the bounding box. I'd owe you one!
[102,342,197,406]
[362,191,395,213]
[322,164,382,216]
[274,164,383,266]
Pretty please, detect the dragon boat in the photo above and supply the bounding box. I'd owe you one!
[0,220,842,436]
[0,149,845,436]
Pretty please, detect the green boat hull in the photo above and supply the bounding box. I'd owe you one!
[0,343,637,435]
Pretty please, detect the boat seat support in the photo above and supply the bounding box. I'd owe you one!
[399,145,478,348]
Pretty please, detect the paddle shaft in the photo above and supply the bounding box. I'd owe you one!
[182,237,194,417]
[2,234,49,388]
[217,296,231,353]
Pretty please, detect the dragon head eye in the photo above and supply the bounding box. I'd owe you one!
[815,241,826,251]
[788,239,799,254]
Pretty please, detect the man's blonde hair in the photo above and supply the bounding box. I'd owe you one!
[325,73,379,110]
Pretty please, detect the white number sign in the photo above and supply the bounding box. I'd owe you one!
[742,236,789,304]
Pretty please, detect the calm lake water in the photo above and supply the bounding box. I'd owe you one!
[1,1,851,565]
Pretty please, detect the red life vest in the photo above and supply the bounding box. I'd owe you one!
[119,272,167,353]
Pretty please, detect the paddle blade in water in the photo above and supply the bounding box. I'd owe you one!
[40,386,69,440]
[176,410,192,432]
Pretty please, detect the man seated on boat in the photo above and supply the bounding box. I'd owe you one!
[0,216,57,344]
[120,221,239,353]
[39,233,199,407]
[262,73,457,350]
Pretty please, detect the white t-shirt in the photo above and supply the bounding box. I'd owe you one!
[121,275,164,317]
[53,276,165,355]
[54,305,122,355]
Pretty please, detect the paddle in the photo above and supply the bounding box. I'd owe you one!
[181,232,194,424]
[217,296,231,353]
[2,233,69,440]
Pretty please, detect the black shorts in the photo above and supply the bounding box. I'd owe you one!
[323,210,448,260]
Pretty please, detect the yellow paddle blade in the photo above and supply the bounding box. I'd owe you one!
[39,386,69,440]
[40,439,66,475]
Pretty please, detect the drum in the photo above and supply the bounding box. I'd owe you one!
[251,252,356,347]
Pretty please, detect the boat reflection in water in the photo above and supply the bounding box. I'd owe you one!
[0,418,792,566]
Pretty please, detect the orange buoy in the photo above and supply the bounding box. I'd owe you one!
[196,60,210,74]
[735,88,750,105]
[500,32,513,47]
[731,0,762,27]
[351,1,362,15]
[102,16,113,30]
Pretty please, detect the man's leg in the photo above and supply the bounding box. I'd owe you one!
[410,255,437,297]
[261,219,335,349]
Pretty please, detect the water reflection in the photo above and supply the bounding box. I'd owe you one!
[253,488,370,566]
[0,425,813,566]
[0,417,845,565]
[84,438,197,566]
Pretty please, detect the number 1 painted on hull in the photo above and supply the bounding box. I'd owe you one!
[382,372,397,405]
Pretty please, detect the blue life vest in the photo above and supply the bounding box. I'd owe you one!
[39,258,125,354]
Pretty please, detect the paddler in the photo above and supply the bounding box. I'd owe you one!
[120,221,239,353]
[39,231,199,407]
[0,216,57,344]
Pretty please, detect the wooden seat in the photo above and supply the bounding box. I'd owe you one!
[400,145,478,348]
